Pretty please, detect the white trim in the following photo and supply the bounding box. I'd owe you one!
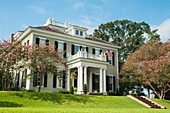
[57,40,64,43]
[38,37,47,40]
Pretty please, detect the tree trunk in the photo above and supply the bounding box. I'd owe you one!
[1,75,4,91]
[147,86,150,98]
[38,74,42,92]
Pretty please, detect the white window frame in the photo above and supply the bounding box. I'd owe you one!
[58,75,63,88]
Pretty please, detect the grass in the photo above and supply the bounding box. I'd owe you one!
[0,91,169,113]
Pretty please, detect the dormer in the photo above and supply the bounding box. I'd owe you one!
[65,26,88,38]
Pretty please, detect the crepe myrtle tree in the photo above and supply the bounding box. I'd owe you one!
[120,39,170,99]
[27,43,67,92]
[0,38,30,91]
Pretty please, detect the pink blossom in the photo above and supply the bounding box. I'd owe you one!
[36,59,38,61]
[39,70,41,72]
[0,69,2,71]
[34,70,36,72]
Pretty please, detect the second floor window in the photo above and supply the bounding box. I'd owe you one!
[40,38,46,47]
[74,45,80,54]
[80,31,83,36]
[58,42,64,51]
[76,30,79,35]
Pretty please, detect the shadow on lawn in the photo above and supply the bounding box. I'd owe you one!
[0,101,23,107]
[11,92,94,105]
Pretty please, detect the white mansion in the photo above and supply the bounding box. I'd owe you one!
[12,18,120,94]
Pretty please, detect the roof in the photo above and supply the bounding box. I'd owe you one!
[31,25,118,47]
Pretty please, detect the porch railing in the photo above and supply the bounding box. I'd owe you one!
[68,50,106,62]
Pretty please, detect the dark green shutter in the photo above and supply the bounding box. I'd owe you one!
[46,39,49,46]
[92,74,95,90]
[71,44,74,55]
[44,74,47,87]
[53,74,56,88]
[86,47,88,53]
[92,48,95,54]
[112,52,115,66]
[113,76,116,92]
[64,43,67,58]
[55,41,58,51]
[106,76,109,91]
[36,38,39,45]
[27,40,29,45]
[62,71,65,88]
[100,50,102,54]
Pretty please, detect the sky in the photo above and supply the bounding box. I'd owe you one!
[0,0,170,42]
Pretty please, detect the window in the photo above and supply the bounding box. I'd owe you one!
[108,57,113,64]
[76,30,79,35]
[74,45,80,54]
[109,76,113,91]
[58,42,64,51]
[82,46,86,51]
[58,75,63,88]
[80,31,83,36]
[21,69,27,88]
[95,49,100,55]
[40,38,46,47]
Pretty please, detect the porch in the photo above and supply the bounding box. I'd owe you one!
[67,53,109,94]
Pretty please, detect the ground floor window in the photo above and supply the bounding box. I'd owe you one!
[106,76,116,92]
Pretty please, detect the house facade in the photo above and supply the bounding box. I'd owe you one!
[12,18,120,94]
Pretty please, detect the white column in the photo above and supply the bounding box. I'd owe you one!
[77,66,83,94]
[77,67,80,91]
[103,69,106,93]
[79,66,83,91]
[26,69,31,90]
[100,68,103,92]
[67,70,70,91]
[72,79,74,87]
[84,66,87,85]
[89,72,92,92]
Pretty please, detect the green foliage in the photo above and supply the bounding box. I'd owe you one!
[93,20,160,72]
[58,90,71,94]
[83,84,87,91]
[74,87,77,92]
[11,86,21,91]
[92,89,99,93]
[107,91,122,96]
[70,86,74,94]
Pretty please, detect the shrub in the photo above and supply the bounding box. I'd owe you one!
[107,91,122,96]
[27,89,35,92]
[74,87,77,92]
[83,84,87,94]
[70,86,74,94]
[92,89,98,93]
[58,90,71,94]
[11,86,21,91]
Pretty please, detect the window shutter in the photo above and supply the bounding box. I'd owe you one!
[44,74,47,87]
[21,71,24,88]
[106,76,109,91]
[92,48,95,54]
[62,71,65,88]
[86,47,88,53]
[64,43,67,58]
[100,50,102,54]
[46,39,49,46]
[112,52,115,66]
[106,53,108,62]
[71,44,74,55]
[113,76,116,92]
[36,38,40,45]
[27,40,29,46]
[53,74,56,88]
[24,42,26,46]
[92,73,95,89]
[80,46,82,51]
[17,72,20,86]
[55,41,58,51]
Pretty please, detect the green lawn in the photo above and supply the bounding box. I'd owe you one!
[0,91,169,113]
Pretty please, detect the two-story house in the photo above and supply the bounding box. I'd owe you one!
[12,18,121,94]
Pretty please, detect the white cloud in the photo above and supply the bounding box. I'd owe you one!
[73,1,84,10]
[151,19,170,42]
[81,16,94,26]
[27,5,46,16]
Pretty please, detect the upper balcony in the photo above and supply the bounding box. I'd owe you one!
[68,50,106,62]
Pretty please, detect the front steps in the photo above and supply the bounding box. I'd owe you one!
[127,95,166,109]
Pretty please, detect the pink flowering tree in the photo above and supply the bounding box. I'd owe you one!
[28,43,67,92]
[120,39,170,99]
[0,38,30,91]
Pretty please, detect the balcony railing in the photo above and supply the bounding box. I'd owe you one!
[68,50,106,62]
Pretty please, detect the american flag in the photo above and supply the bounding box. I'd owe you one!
[105,49,113,58]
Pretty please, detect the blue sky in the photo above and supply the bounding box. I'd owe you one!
[0,0,170,41]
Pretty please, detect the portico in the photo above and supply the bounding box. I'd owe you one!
[67,53,109,94]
